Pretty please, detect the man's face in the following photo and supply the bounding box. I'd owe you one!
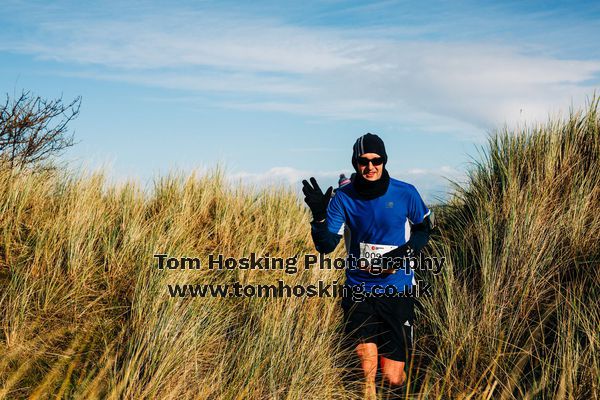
[356,152,384,181]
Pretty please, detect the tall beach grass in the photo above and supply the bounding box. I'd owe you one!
[1,100,599,399]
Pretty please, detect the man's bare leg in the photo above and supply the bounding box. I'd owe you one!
[380,356,406,398]
[356,343,378,400]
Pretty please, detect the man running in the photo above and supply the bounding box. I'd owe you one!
[302,133,432,399]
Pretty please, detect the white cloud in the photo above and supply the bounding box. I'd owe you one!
[394,165,467,202]
[228,167,341,186]
[3,5,600,139]
[226,165,465,203]
[407,168,427,175]
[12,13,359,73]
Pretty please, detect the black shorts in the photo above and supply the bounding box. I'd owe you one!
[341,294,415,362]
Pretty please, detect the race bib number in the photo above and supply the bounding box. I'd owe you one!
[359,242,398,264]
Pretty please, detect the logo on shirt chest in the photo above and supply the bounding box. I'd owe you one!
[385,201,394,208]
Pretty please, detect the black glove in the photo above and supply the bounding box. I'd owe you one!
[380,243,415,272]
[302,177,333,222]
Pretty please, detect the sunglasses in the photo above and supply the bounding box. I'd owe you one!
[357,156,384,166]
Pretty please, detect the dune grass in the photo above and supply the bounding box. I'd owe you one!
[1,100,599,399]
[415,99,600,399]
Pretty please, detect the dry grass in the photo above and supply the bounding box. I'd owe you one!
[415,98,600,399]
[1,100,599,399]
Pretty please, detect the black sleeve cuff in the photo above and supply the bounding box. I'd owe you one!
[406,215,433,253]
[310,221,342,254]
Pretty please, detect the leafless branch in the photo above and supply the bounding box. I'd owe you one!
[0,90,81,170]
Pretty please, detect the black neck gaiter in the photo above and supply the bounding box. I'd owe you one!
[352,168,390,200]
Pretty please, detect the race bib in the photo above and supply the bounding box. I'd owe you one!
[359,242,398,265]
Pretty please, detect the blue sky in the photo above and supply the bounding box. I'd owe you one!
[1,0,599,202]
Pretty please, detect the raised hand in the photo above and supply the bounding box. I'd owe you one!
[302,177,333,222]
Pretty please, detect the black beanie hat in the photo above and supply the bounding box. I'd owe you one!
[351,133,387,168]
